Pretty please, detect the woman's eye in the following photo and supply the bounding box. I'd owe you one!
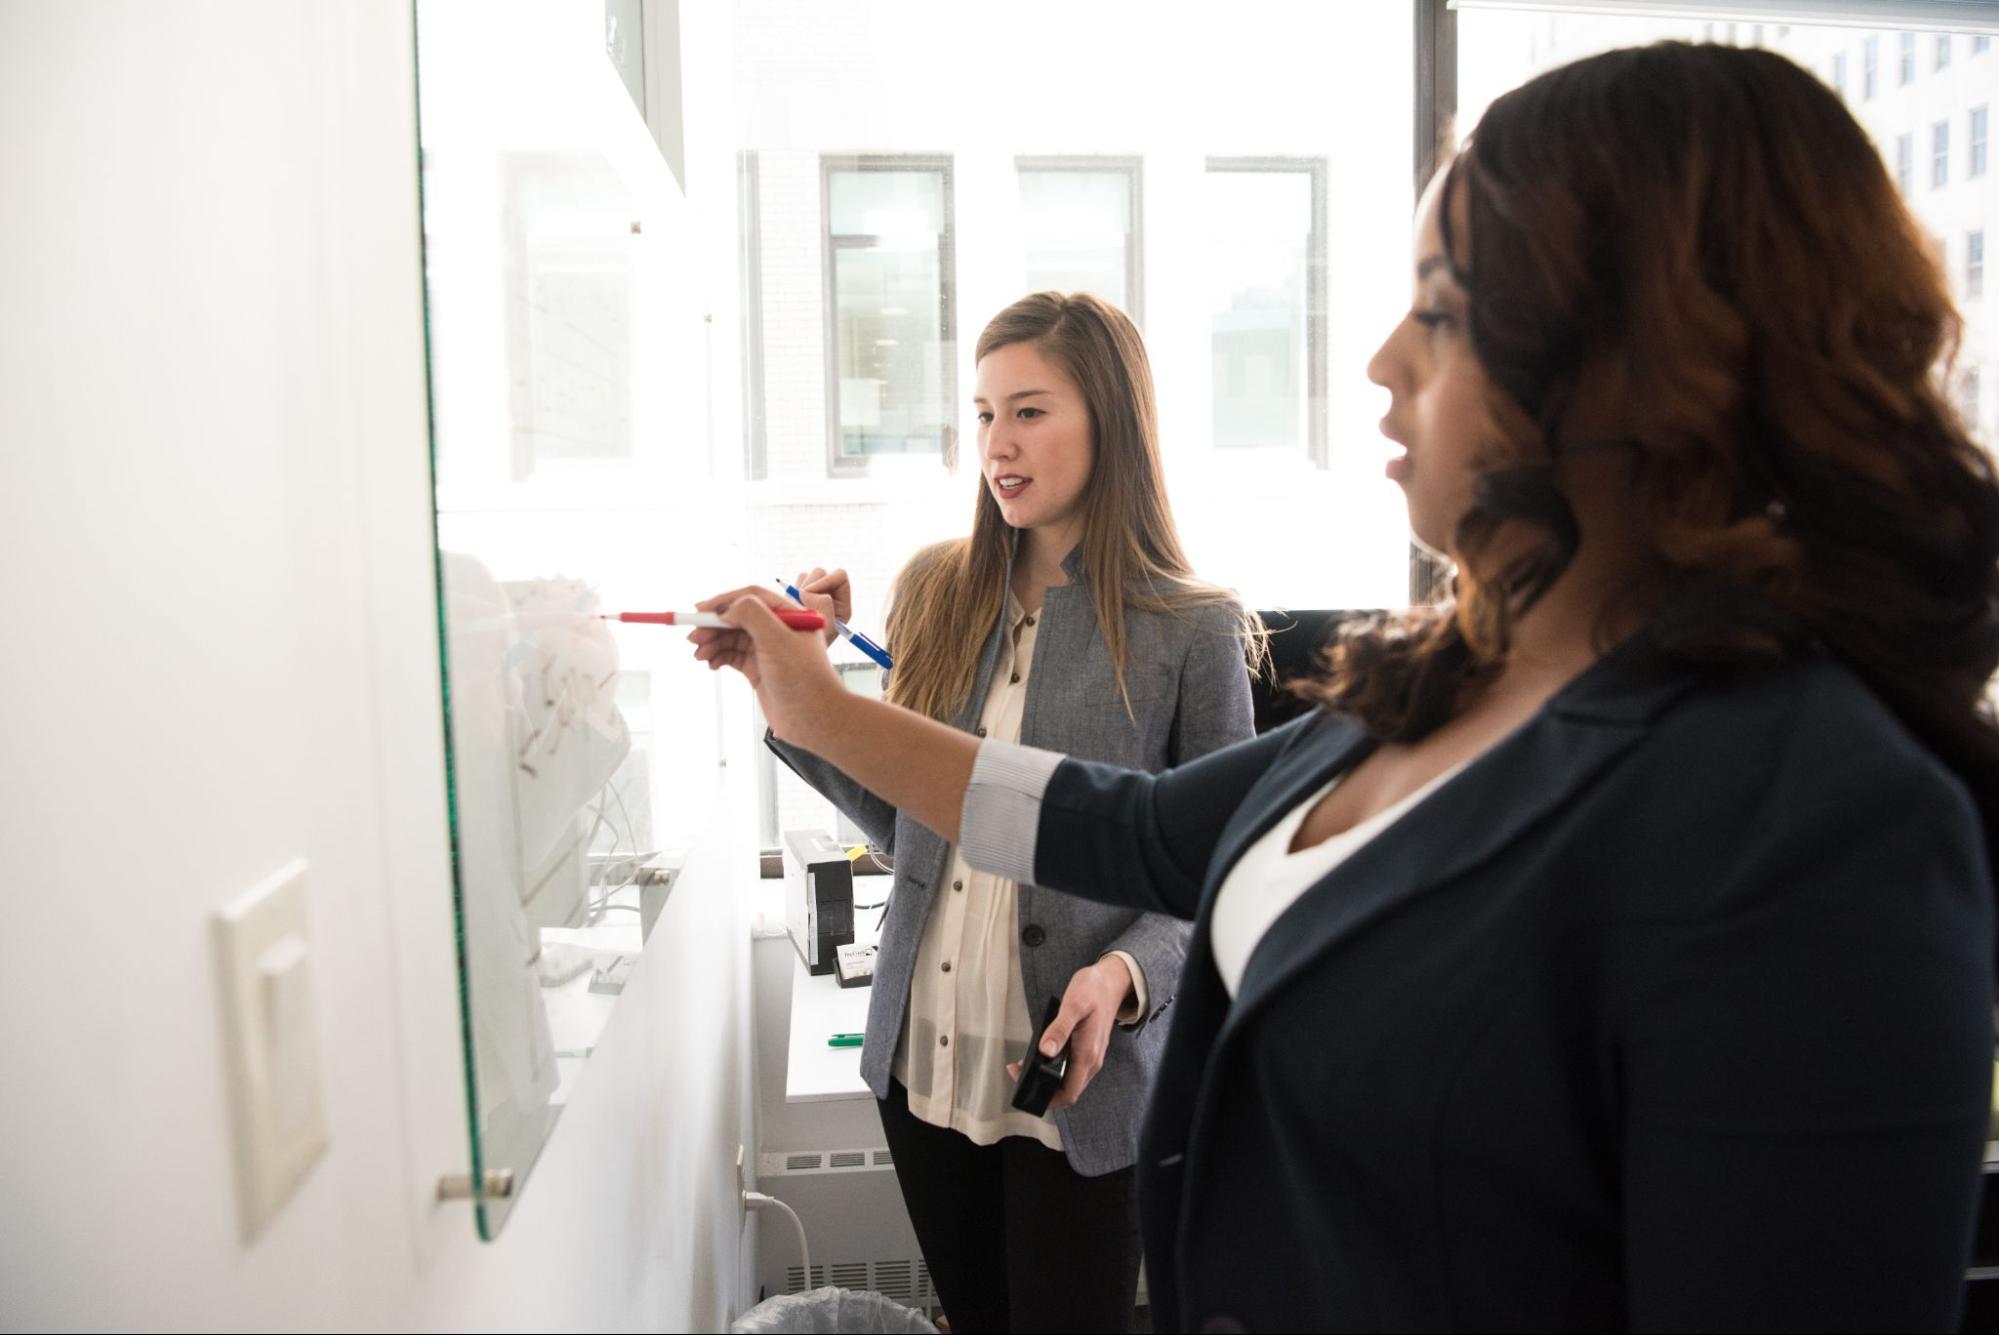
[1413,309,1452,331]
[975,410,994,425]
[1017,406,1044,420]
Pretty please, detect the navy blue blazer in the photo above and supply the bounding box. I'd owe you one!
[1027,651,1995,1332]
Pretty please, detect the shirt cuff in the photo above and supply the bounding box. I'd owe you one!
[957,740,1066,886]
[1102,949,1148,1027]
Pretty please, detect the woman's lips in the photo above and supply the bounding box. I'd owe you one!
[1385,454,1410,484]
[993,476,1032,500]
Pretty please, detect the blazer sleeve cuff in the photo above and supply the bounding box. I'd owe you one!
[958,740,1066,885]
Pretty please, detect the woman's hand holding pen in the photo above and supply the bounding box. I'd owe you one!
[690,585,846,750]
[793,566,852,648]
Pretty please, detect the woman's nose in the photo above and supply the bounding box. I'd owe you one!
[1365,332,1396,390]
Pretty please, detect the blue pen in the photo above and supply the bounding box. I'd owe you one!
[778,579,895,671]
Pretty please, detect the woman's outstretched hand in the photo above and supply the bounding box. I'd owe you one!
[688,585,845,748]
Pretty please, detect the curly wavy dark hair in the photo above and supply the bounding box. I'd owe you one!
[1311,42,1999,858]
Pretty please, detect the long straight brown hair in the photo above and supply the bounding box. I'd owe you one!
[885,292,1258,722]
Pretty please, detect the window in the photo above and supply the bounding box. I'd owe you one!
[1971,230,1986,301]
[1900,31,1916,84]
[1897,132,1914,192]
[1934,120,1951,188]
[1864,35,1878,99]
[1832,49,1847,97]
[1938,34,1952,70]
[1977,35,1993,55]
[1963,366,1983,430]
[823,158,957,469]
[1974,106,1990,179]
[1016,159,1142,322]
[1204,160,1328,463]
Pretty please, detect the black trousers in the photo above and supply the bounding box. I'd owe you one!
[877,1080,1141,1334]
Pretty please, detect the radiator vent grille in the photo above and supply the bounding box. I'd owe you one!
[784,1264,829,1292]
[828,1150,867,1168]
[875,1259,912,1301]
[782,1259,936,1303]
[873,1149,894,1166]
[784,1152,822,1171]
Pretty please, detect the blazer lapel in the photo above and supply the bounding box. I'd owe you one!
[1219,653,1697,1037]
[1202,715,1376,897]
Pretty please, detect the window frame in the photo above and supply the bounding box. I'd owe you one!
[819,153,960,476]
[1203,155,1332,469]
[738,149,768,481]
[1013,155,1146,327]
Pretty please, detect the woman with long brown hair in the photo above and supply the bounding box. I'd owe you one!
[705,44,1999,1331]
[769,292,1258,1332]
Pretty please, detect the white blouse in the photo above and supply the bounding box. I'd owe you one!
[1209,761,1467,998]
[891,591,1148,1150]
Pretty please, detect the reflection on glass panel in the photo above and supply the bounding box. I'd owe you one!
[827,163,954,463]
[1019,165,1137,316]
[1458,13,1999,450]
[417,0,725,1239]
[1206,166,1314,451]
[502,154,635,480]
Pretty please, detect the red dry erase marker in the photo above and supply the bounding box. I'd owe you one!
[599,609,825,631]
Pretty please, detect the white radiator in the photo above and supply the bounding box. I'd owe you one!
[755,1147,935,1306]
[753,1146,1151,1313]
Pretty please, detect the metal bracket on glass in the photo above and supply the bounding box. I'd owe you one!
[436,1169,517,1202]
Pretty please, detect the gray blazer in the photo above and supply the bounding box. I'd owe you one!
[769,547,1254,1175]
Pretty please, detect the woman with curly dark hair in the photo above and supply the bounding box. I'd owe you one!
[695,42,1999,1332]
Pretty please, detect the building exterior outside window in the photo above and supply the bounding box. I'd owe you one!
[1864,34,1879,99]
[1936,120,1952,189]
[1898,132,1915,192]
[1938,34,1953,70]
[822,159,956,470]
[1973,105,1989,179]
[1204,159,1328,464]
[1017,160,1142,323]
[1972,229,1986,302]
[1833,49,1847,97]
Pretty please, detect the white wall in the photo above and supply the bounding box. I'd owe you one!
[0,3,757,1329]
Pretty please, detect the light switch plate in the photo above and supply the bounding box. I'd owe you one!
[214,859,328,1239]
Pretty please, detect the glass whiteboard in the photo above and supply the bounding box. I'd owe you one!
[415,0,734,1238]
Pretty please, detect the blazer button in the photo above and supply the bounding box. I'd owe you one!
[975,725,987,737]
[953,879,964,892]
[1009,672,1020,684]
[1021,924,1046,947]
[1025,615,1036,626]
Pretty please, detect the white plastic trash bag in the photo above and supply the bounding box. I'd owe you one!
[730,1286,938,1334]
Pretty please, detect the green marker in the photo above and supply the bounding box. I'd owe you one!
[828,1032,864,1048]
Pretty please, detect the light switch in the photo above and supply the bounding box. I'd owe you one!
[214,859,328,1239]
